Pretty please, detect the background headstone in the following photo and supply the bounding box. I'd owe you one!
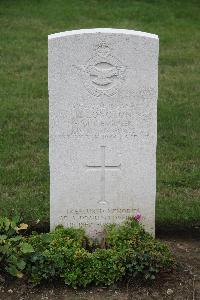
[48,28,159,237]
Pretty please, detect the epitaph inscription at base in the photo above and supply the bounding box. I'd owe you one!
[48,28,159,237]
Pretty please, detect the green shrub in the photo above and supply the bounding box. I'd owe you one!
[26,227,91,287]
[104,220,173,280]
[0,216,174,287]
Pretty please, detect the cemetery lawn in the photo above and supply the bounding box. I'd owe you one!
[0,0,199,233]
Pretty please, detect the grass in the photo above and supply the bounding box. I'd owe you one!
[0,0,199,232]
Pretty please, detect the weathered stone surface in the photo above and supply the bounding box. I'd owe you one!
[48,28,159,237]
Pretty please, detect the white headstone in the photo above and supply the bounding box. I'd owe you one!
[48,28,159,237]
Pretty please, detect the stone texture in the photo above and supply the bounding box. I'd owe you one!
[48,28,159,237]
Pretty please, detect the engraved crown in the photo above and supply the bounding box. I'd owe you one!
[96,42,111,58]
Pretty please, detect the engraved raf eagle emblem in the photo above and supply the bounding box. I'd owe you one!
[77,42,126,97]
[88,65,119,86]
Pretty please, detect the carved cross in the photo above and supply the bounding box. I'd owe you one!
[86,146,121,204]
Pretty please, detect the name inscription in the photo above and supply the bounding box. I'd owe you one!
[51,88,156,140]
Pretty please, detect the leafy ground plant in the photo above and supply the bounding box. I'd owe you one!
[0,216,33,278]
[0,216,174,288]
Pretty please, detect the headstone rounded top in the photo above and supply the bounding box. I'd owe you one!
[48,28,158,40]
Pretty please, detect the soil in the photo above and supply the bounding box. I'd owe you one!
[0,236,199,300]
